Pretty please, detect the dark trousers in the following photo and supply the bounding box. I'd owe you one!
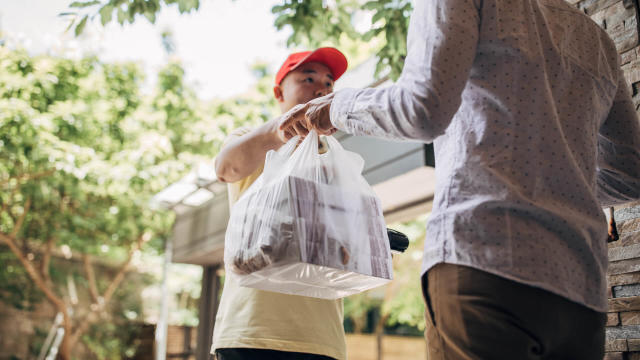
[215,348,336,360]
[422,263,606,360]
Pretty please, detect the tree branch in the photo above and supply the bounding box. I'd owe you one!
[102,235,144,303]
[10,197,31,238]
[69,312,96,348]
[41,237,55,286]
[2,227,74,359]
[0,231,66,312]
[70,234,146,345]
[83,254,100,305]
[0,185,19,216]
[0,168,56,188]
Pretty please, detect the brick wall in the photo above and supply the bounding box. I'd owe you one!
[606,203,640,359]
[564,0,640,358]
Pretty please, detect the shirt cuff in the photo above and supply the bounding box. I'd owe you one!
[330,88,360,134]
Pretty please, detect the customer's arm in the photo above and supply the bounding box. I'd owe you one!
[597,69,640,206]
[328,0,481,142]
[215,118,288,183]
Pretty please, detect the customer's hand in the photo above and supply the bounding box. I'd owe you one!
[279,93,337,137]
[274,105,308,143]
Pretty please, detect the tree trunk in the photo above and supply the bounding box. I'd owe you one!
[375,313,389,360]
[58,325,72,360]
[353,316,366,334]
[0,225,145,359]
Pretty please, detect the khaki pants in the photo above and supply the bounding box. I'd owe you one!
[422,264,605,360]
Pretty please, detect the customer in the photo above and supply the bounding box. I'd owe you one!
[281,1,640,358]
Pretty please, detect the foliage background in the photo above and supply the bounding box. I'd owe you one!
[0,39,278,358]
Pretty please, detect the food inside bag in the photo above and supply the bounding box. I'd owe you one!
[224,131,393,299]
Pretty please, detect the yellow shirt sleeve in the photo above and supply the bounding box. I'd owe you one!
[220,127,265,206]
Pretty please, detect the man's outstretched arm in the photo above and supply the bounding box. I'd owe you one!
[281,0,481,142]
[215,118,290,183]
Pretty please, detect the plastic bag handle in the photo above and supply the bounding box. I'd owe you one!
[278,135,301,157]
[263,131,319,182]
[324,134,366,175]
[323,134,347,154]
[262,135,300,182]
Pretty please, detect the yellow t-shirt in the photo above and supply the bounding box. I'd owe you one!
[211,127,346,360]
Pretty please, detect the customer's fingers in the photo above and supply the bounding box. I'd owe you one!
[293,122,309,137]
[305,100,333,134]
[283,127,296,140]
[279,103,307,131]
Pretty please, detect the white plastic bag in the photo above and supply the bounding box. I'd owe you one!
[223,131,393,299]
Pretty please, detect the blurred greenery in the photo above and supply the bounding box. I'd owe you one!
[343,214,427,335]
[61,0,200,33]
[0,38,276,358]
[65,0,411,81]
[81,322,146,360]
[0,252,45,310]
[382,215,428,332]
[13,255,155,359]
[271,0,412,80]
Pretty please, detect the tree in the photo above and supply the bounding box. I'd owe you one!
[381,216,427,333]
[61,0,200,36]
[0,28,285,356]
[343,216,427,336]
[0,43,216,359]
[271,0,412,80]
[64,0,412,80]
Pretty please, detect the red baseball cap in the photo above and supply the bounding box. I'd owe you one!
[275,47,348,85]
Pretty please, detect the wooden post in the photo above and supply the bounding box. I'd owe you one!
[183,326,192,360]
[195,265,221,360]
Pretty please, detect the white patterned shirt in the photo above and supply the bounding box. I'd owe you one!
[330,0,640,312]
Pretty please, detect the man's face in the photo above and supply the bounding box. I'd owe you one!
[274,62,334,113]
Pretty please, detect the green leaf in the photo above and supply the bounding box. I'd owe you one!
[371,10,386,25]
[143,11,156,23]
[177,0,199,13]
[271,4,287,13]
[69,0,100,8]
[99,5,113,25]
[362,1,380,10]
[362,28,377,42]
[117,7,126,24]
[274,14,292,29]
[65,17,77,33]
[75,15,88,36]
